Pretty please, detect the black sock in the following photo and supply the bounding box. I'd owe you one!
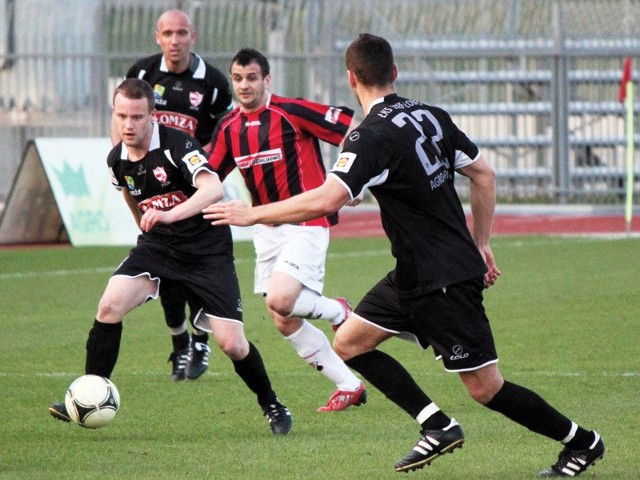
[346,350,450,429]
[172,331,190,352]
[485,380,587,442]
[232,342,278,409]
[85,319,122,378]
[191,331,209,345]
[565,430,597,451]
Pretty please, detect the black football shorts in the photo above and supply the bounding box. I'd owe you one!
[355,272,498,372]
[114,240,243,322]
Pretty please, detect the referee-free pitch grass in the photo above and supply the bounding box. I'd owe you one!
[0,236,638,479]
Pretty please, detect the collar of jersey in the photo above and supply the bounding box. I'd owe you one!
[159,53,205,79]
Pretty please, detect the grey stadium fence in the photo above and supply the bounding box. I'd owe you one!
[0,0,639,208]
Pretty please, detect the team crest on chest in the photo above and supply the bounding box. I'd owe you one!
[189,91,203,107]
[153,166,168,183]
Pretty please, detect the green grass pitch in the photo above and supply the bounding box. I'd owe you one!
[0,236,638,479]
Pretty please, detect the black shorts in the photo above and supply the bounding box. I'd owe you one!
[114,239,243,322]
[354,272,497,372]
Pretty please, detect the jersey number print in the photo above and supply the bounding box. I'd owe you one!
[392,110,450,176]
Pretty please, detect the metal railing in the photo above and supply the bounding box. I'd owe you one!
[1,0,639,205]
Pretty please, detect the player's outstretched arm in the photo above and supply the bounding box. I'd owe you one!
[203,176,349,227]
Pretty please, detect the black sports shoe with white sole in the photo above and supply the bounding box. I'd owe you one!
[186,342,210,380]
[168,347,190,382]
[263,401,292,435]
[48,402,71,423]
[394,419,465,473]
[538,431,605,477]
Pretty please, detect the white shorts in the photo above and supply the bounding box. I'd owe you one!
[253,224,329,295]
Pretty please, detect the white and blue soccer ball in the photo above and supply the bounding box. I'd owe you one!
[64,374,120,429]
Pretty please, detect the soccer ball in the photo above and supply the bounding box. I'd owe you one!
[64,375,120,429]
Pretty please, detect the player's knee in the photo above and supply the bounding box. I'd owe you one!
[333,333,367,361]
[96,295,123,323]
[217,336,249,361]
[271,315,303,337]
[467,386,495,404]
[463,376,503,405]
[265,292,296,318]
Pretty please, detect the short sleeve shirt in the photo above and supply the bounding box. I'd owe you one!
[330,93,487,297]
[126,53,233,145]
[107,123,232,255]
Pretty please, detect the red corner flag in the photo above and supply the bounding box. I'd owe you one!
[619,57,632,103]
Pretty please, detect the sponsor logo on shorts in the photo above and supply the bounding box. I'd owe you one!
[449,345,469,361]
[284,260,300,270]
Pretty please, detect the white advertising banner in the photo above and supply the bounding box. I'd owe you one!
[35,137,139,246]
[1,138,253,246]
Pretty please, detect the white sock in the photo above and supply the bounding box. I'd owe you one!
[416,403,441,425]
[290,288,344,324]
[286,320,361,390]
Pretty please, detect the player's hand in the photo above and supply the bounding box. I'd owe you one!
[478,244,501,288]
[140,208,170,232]
[203,200,254,226]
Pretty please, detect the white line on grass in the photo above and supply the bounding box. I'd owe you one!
[1,235,632,281]
[0,249,391,281]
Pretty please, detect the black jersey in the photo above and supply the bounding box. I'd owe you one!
[107,123,232,255]
[126,53,233,145]
[331,93,487,297]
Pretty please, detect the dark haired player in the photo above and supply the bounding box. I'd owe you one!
[205,48,367,412]
[204,34,604,475]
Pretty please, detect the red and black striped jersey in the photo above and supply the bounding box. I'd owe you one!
[208,93,354,227]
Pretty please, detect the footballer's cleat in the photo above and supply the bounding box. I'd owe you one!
[186,341,210,380]
[168,347,190,382]
[48,402,71,423]
[333,297,352,331]
[537,432,605,477]
[317,381,367,412]
[263,401,292,435]
[394,419,465,473]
